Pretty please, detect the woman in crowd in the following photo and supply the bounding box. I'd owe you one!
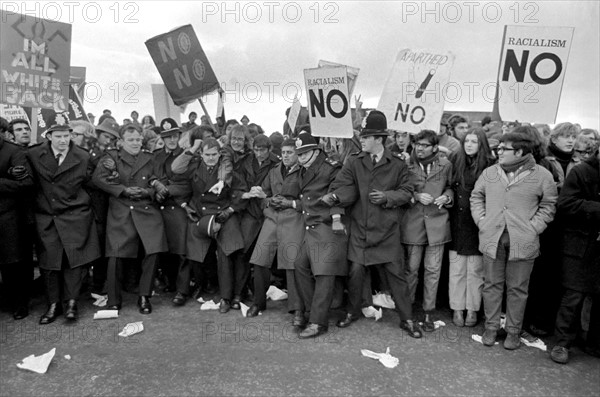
[448,128,495,327]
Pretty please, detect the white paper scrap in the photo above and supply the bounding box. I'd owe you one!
[200,300,220,311]
[17,348,56,374]
[360,347,399,368]
[361,306,382,321]
[118,322,144,337]
[266,285,288,301]
[93,310,118,320]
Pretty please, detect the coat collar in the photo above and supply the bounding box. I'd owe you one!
[38,141,81,177]
[120,149,151,175]
[300,151,326,188]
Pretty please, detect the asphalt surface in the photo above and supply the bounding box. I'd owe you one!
[1,290,599,397]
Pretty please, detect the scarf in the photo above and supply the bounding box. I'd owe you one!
[548,140,573,175]
[500,153,536,174]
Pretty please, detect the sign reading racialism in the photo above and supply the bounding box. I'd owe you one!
[304,66,353,138]
[145,25,220,106]
[494,25,575,124]
[0,10,72,111]
[378,49,455,134]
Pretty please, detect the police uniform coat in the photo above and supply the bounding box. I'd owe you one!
[330,150,413,266]
[401,155,454,245]
[186,159,245,263]
[153,147,191,255]
[0,136,34,265]
[27,141,101,270]
[297,152,348,276]
[92,149,167,258]
[250,163,304,269]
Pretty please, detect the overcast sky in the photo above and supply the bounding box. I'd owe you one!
[5,0,598,132]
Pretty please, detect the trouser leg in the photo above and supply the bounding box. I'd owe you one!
[554,288,585,348]
[309,275,336,326]
[482,231,510,331]
[106,257,123,306]
[175,256,192,295]
[347,261,366,317]
[383,261,413,322]
[504,257,534,334]
[448,250,467,310]
[404,244,424,304]
[218,247,235,300]
[253,265,271,309]
[294,243,313,315]
[41,268,61,304]
[139,254,159,297]
[286,269,304,312]
[422,244,444,312]
[466,255,484,311]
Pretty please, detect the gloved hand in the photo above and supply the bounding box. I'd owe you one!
[106,170,120,182]
[332,217,347,235]
[122,187,148,200]
[276,198,294,210]
[8,165,29,180]
[270,195,285,210]
[368,190,387,205]
[135,188,151,200]
[216,207,234,223]
[184,206,199,222]
[320,193,338,207]
[153,181,170,202]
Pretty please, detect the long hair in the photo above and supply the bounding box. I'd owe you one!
[451,127,494,188]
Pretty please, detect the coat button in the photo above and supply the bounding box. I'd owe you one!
[307,197,310,200]
[202,194,205,197]
[306,226,309,230]
[306,213,309,216]
[300,194,303,198]
[130,206,134,210]
[142,176,146,179]
[202,207,206,210]
[171,206,175,210]
[160,206,165,210]
[145,206,149,210]
[506,188,509,191]
[503,206,507,210]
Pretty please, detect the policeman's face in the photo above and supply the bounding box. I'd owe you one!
[48,130,71,152]
[297,149,316,166]
[360,135,377,154]
[121,130,143,155]
[253,145,270,162]
[98,132,115,147]
[281,146,298,168]
[164,134,180,151]
[202,146,220,167]
[464,134,479,157]
[454,122,469,140]
[12,123,31,146]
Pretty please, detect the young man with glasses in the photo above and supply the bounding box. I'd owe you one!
[471,132,557,350]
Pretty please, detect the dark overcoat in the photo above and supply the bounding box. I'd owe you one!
[250,163,304,269]
[557,155,600,294]
[401,156,454,245]
[92,149,167,258]
[330,150,413,266]
[27,141,100,269]
[0,136,34,265]
[448,167,481,255]
[186,159,245,262]
[296,152,348,276]
[153,147,191,255]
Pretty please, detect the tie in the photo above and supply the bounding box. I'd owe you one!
[55,153,62,165]
[371,154,377,166]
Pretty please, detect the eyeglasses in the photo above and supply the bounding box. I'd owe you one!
[575,149,593,156]
[230,137,245,142]
[415,143,433,149]
[496,147,515,154]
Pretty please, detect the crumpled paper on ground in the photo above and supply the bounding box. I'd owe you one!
[521,337,547,351]
[240,302,251,317]
[200,300,220,310]
[372,293,395,309]
[360,347,399,368]
[471,334,499,345]
[266,285,288,301]
[118,322,144,337]
[434,320,446,329]
[91,293,107,307]
[17,348,56,374]
[93,310,118,320]
[361,306,382,321]
[196,297,206,304]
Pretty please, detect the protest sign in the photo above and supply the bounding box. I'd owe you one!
[318,60,360,96]
[146,25,219,106]
[378,49,455,134]
[0,10,71,111]
[304,66,353,138]
[0,104,30,123]
[494,25,574,124]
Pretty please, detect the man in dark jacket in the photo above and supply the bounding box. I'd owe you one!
[325,111,422,338]
[0,134,34,319]
[27,124,101,323]
[550,144,600,364]
[93,124,168,314]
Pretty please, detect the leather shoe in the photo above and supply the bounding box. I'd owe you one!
[39,303,63,325]
[465,310,478,327]
[422,313,435,332]
[172,292,187,306]
[219,299,231,313]
[13,306,29,320]
[65,299,78,320]
[247,304,263,317]
[453,310,465,327]
[400,320,423,339]
[292,311,307,328]
[299,323,328,339]
[138,296,152,314]
[504,332,521,350]
[231,295,241,310]
[550,345,569,364]
[336,313,358,328]
[482,328,497,346]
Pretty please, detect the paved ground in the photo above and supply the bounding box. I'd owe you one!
[1,291,599,397]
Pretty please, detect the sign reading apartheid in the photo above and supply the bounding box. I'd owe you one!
[378,49,455,134]
[145,25,219,106]
[0,10,72,111]
[304,66,353,138]
[495,25,574,124]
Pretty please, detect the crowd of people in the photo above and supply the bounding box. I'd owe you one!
[0,104,598,366]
